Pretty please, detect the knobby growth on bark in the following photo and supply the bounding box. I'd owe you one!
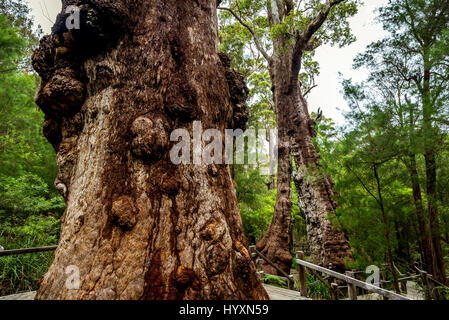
[32,0,268,300]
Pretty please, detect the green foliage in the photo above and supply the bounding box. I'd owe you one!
[235,165,275,242]
[303,273,331,300]
[220,0,359,51]
[0,11,62,219]
[261,274,288,288]
[0,215,60,295]
[434,286,449,300]
[0,13,25,73]
[308,1,449,288]
[0,0,41,69]
[0,173,65,218]
[0,5,63,296]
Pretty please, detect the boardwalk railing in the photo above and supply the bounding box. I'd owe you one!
[249,246,295,289]
[249,246,413,300]
[2,245,446,300]
[294,251,411,300]
[0,246,57,257]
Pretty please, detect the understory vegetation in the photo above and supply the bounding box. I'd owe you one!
[0,1,64,295]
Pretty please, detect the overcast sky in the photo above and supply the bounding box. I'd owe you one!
[27,0,389,125]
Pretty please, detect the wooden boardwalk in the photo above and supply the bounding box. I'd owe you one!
[0,291,36,300]
[0,285,309,301]
[263,284,310,300]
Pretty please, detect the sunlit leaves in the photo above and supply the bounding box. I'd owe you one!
[0,11,63,219]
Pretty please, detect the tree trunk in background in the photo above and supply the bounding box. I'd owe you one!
[425,150,447,285]
[406,154,433,274]
[291,89,353,271]
[250,0,353,275]
[33,0,268,300]
[257,32,353,274]
[373,164,400,294]
[256,51,295,276]
[422,59,447,285]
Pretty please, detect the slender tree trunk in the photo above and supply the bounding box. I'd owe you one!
[265,132,276,190]
[32,0,268,300]
[422,55,447,285]
[405,155,433,274]
[393,219,411,265]
[424,150,446,284]
[290,89,353,271]
[373,164,400,293]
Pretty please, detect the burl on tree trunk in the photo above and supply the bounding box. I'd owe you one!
[32,0,268,300]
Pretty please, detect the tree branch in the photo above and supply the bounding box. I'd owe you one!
[291,0,344,69]
[218,7,273,64]
[303,84,317,97]
[345,162,379,204]
[301,0,344,43]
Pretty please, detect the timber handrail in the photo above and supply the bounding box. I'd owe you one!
[249,246,295,289]
[295,251,411,300]
[0,246,57,257]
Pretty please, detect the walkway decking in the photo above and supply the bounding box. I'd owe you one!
[0,285,309,301]
[0,291,36,300]
[263,284,310,300]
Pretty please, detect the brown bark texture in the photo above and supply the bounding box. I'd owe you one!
[32,0,268,300]
[425,151,447,285]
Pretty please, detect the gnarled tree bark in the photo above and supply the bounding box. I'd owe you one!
[291,89,353,271]
[33,0,268,300]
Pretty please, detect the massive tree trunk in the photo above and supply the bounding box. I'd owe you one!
[290,89,353,271]
[32,0,268,300]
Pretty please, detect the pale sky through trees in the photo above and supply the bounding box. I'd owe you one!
[28,0,388,125]
[307,0,389,125]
